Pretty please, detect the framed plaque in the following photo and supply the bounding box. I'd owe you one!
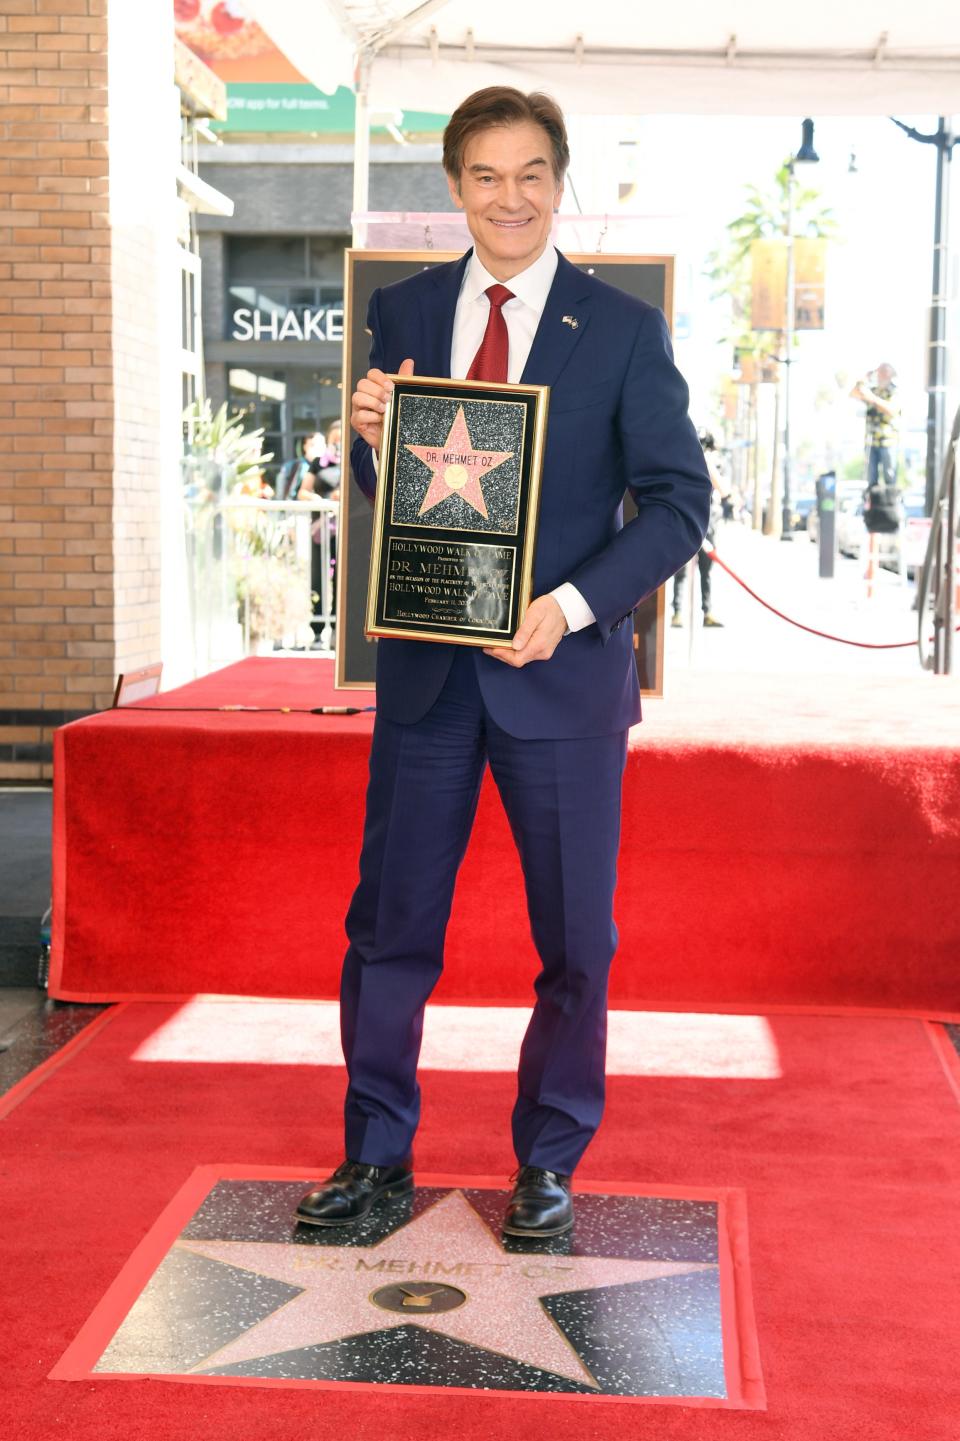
[365,374,549,647]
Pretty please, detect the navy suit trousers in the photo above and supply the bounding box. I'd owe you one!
[340,647,628,1176]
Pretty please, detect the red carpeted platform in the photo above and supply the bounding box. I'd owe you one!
[3,999,960,1439]
[50,658,960,1013]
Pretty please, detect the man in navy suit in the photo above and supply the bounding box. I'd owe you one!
[297,88,711,1237]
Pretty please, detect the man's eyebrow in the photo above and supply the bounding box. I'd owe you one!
[467,156,549,173]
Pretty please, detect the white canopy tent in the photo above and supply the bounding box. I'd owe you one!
[245,0,960,213]
[238,0,958,669]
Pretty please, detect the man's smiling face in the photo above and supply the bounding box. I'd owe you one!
[448,120,564,281]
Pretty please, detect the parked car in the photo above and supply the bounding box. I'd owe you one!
[879,492,930,577]
[789,490,816,531]
[838,495,868,559]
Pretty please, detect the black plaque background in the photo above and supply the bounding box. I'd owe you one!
[337,251,672,694]
[369,379,543,646]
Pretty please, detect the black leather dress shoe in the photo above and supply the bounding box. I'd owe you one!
[502,1166,573,1237]
[295,1158,413,1227]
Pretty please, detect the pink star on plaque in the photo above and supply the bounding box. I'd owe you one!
[406,405,513,520]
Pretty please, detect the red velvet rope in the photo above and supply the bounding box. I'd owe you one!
[704,546,957,650]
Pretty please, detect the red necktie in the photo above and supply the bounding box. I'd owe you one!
[466,284,515,382]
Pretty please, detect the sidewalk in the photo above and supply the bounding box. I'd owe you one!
[665,522,926,679]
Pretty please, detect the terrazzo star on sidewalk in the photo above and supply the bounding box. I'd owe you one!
[297,86,710,1239]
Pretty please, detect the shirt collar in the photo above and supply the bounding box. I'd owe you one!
[461,244,559,313]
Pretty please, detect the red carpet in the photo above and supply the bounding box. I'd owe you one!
[3,999,960,1438]
[51,658,960,1012]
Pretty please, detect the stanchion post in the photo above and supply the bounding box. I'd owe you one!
[865,530,879,601]
[686,555,697,665]
[944,438,957,674]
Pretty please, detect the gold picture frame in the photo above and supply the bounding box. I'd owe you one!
[365,374,549,647]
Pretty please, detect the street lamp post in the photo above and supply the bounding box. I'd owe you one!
[890,117,957,516]
[782,161,795,540]
[781,118,819,542]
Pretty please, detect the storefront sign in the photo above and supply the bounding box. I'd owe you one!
[231,307,344,342]
[175,5,444,137]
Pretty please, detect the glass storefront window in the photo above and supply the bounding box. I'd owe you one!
[182,372,196,413]
[181,267,195,353]
[228,236,349,282]
[288,286,317,324]
[227,236,312,282]
[308,236,346,282]
[228,367,342,481]
[290,368,333,434]
[229,368,285,479]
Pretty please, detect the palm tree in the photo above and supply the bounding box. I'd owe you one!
[707,166,838,531]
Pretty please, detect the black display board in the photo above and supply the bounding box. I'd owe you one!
[336,252,673,696]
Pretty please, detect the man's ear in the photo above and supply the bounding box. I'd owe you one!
[553,179,565,212]
[447,171,464,210]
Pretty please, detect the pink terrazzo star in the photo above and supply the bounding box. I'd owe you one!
[177,1190,715,1388]
[405,406,513,519]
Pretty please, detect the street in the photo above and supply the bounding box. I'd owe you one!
[665,521,927,678]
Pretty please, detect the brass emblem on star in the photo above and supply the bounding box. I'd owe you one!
[370,1282,467,1315]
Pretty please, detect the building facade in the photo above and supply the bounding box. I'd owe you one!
[0,2,228,782]
[196,144,451,480]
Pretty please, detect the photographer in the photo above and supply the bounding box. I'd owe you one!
[850,363,900,486]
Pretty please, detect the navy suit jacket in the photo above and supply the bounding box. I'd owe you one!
[352,249,711,739]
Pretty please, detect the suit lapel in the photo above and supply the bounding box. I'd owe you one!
[417,250,471,379]
[416,248,591,387]
[520,251,593,390]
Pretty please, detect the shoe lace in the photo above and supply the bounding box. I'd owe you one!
[332,1160,367,1182]
[510,1166,559,1187]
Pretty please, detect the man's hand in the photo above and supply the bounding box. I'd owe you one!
[483,595,567,668]
[350,357,415,450]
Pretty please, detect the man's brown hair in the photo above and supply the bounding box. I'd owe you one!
[443,87,569,186]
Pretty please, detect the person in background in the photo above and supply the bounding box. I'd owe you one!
[277,432,325,501]
[300,421,343,502]
[305,420,342,645]
[671,429,727,629]
[850,363,900,492]
[320,419,343,495]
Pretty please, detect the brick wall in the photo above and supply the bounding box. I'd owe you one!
[0,0,174,780]
[0,0,113,780]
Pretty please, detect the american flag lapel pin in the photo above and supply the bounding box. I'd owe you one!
[562,314,579,329]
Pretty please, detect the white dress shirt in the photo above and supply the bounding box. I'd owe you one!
[451,248,595,633]
[451,244,557,385]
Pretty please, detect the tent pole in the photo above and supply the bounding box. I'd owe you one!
[352,50,372,246]
[889,116,958,517]
[926,118,953,517]
[781,160,795,541]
